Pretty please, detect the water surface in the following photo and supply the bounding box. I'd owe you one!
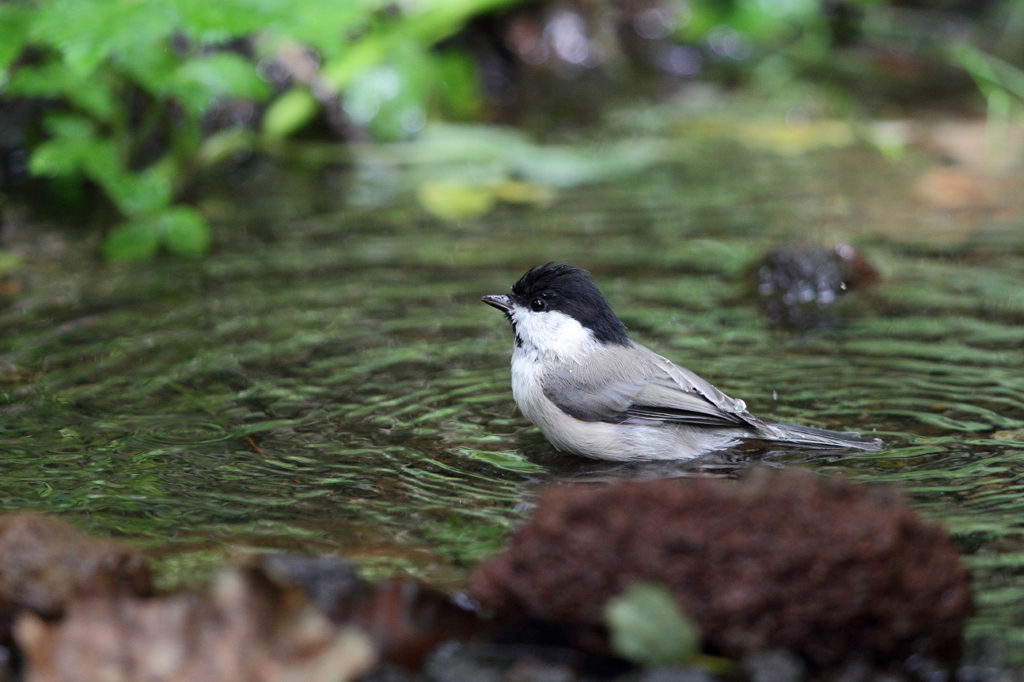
[2,138,1024,661]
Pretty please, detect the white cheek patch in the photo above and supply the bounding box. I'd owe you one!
[510,305,599,361]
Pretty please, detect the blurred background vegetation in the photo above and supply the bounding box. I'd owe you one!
[1,0,1023,261]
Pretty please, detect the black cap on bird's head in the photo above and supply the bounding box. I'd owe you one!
[482,262,629,345]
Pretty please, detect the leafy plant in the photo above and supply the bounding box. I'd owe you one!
[952,43,1024,166]
[0,0,522,261]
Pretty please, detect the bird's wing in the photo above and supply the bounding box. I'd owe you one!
[542,343,762,429]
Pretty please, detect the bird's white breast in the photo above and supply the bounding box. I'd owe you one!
[506,305,742,460]
[508,306,599,441]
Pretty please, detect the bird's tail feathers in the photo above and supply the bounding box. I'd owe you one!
[760,422,882,451]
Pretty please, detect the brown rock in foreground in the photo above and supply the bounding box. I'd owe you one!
[470,470,973,667]
[15,566,376,682]
[0,514,152,647]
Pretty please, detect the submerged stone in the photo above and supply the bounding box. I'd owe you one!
[746,243,879,330]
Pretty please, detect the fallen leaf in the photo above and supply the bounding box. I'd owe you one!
[416,181,495,220]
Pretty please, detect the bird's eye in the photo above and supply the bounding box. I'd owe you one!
[530,298,546,312]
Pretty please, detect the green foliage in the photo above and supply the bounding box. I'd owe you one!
[950,43,1024,167]
[0,0,524,260]
[680,0,823,46]
[262,88,319,139]
[102,220,161,263]
[103,206,210,262]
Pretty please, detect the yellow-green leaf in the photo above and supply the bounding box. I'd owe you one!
[416,181,494,220]
[262,87,318,139]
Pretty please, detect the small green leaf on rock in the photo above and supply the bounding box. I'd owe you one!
[604,582,700,666]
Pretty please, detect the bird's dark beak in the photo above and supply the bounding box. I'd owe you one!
[481,294,512,313]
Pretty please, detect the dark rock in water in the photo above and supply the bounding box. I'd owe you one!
[0,513,152,653]
[14,565,376,682]
[469,470,971,668]
[747,243,879,330]
[259,553,372,621]
[422,641,604,682]
[637,665,722,682]
[351,579,478,671]
[260,554,477,671]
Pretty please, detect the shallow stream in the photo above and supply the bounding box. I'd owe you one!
[2,133,1024,663]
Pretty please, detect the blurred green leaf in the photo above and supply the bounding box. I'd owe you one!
[6,61,117,120]
[198,127,255,165]
[117,42,180,98]
[604,582,700,666]
[171,52,270,116]
[0,4,31,75]
[321,35,389,92]
[103,220,160,262]
[31,0,177,76]
[402,0,521,44]
[28,114,98,177]
[175,0,285,44]
[277,1,381,60]
[734,0,819,38]
[97,166,174,217]
[336,40,440,141]
[435,50,482,121]
[44,112,98,141]
[159,206,211,256]
[29,139,85,177]
[954,43,1024,101]
[262,87,319,138]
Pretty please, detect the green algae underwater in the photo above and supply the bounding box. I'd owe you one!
[2,138,1024,663]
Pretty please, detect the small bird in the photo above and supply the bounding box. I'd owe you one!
[482,263,881,461]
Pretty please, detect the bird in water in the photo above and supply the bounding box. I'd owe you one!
[482,263,881,461]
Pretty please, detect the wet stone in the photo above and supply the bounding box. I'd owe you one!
[352,579,478,670]
[743,650,807,682]
[828,657,872,682]
[636,666,722,682]
[502,657,577,682]
[423,642,503,682]
[746,242,879,330]
[259,553,371,621]
[423,642,610,682]
[259,554,478,671]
